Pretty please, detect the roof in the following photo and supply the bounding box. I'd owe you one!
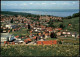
[37,40,57,45]
[15,36,19,38]
[32,36,36,39]
[24,38,32,42]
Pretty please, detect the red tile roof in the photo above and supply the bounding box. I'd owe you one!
[15,36,19,38]
[37,41,42,45]
[32,36,36,39]
[24,38,32,42]
[37,40,57,45]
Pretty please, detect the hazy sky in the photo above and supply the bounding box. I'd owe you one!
[1,1,79,9]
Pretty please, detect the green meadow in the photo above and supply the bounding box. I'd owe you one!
[1,45,79,56]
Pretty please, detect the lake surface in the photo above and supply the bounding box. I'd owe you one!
[1,9,79,17]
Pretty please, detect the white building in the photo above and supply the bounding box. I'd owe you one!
[1,33,15,43]
[6,24,12,29]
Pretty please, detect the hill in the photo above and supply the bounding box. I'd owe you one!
[63,17,79,33]
[1,11,39,17]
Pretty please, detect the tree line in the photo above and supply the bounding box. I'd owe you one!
[63,12,79,19]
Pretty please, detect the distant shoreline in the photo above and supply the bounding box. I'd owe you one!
[1,9,79,17]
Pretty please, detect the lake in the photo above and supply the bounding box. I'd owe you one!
[1,9,79,17]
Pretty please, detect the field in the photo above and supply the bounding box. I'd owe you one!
[1,45,79,56]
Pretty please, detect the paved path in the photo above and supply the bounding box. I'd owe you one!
[27,42,36,45]
[57,37,78,40]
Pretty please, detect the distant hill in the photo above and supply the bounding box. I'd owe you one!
[1,11,32,17]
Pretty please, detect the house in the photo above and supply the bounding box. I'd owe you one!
[45,33,49,39]
[39,38,44,41]
[48,30,53,33]
[24,38,32,44]
[56,32,61,36]
[3,30,7,33]
[62,31,67,35]
[37,41,42,45]
[66,32,71,37]
[43,32,45,35]
[5,24,12,29]
[38,33,41,36]
[71,33,77,38]
[72,34,76,37]
[13,40,24,44]
[76,34,79,38]
[32,36,37,40]
[37,40,57,45]
[55,28,62,31]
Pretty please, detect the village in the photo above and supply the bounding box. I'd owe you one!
[1,14,79,46]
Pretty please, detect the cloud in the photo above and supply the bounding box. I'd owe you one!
[72,2,76,4]
[41,3,46,5]
[10,3,18,6]
[23,3,27,5]
[63,3,70,4]
[61,2,70,5]
[20,3,27,6]
[29,3,33,4]
[1,4,7,5]
[2,3,18,6]
[51,3,56,4]
[35,3,40,5]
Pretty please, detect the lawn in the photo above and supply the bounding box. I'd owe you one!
[1,44,79,56]
[10,28,30,36]
[45,37,79,45]
[57,37,79,45]
[46,38,57,40]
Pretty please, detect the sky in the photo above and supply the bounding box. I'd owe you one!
[1,1,79,9]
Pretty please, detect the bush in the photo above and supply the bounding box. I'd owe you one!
[50,32,57,38]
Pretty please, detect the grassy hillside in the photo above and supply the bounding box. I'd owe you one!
[63,17,79,33]
[53,17,79,33]
[1,45,79,56]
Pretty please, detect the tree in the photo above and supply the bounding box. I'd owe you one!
[49,24,55,28]
[14,14,18,17]
[50,32,57,38]
[48,18,55,28]
[10,18,14,23]
[59,24,65,29]
[28,24,31,29]
[67,16,72,19]
[72,12,79,18]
